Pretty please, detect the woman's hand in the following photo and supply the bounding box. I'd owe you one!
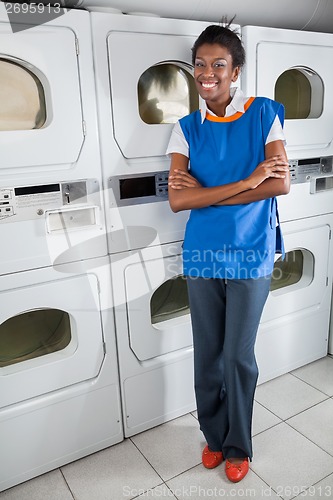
[246,155,289,190]
[168,169,202,190]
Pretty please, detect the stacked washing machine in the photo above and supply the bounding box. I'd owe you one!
[241,26,333,381]
[0,6,123,491]
[91,13,221,437]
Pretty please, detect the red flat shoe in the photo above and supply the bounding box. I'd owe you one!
[202,445,223,469]
[225,458,249,482]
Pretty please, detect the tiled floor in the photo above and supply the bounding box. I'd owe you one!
[2,355,333,500]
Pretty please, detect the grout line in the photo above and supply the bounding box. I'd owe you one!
[249,469,284,499]
[164,462,202,482]
[254,394,331,422]
[129,437,165,482]
[253,401,284,421]
[289,371,333,397]
[252,420,283,438]
[129,435,204,483]
[285,420,333,459]
[131,483,178,499]
[283,396,331,421]
[59,468,76,500]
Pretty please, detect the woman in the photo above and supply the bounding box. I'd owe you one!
[166,23,290,482]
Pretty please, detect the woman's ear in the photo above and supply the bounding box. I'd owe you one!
[232,66,240,82]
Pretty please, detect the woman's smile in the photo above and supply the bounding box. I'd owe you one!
[200,81,219,90]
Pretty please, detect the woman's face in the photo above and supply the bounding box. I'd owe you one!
[194,43,240,107]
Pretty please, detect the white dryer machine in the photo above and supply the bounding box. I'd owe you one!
[240,25,333,377]
[0,5,108,274]
[0,6,123,491]
[91,13,224,436]
[0,5,100,183]
[241,26,333,160]
[0,257,123,492]
[255,156,333,383]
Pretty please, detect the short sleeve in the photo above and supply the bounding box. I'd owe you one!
[265,115,286,145]
[262,99,286,145]
[165,121,189,157]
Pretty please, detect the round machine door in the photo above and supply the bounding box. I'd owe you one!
[256,214,333,382]
[0,14,85,173]
[242,26,333,158]
[122,249,192,361]
[107,29,199,159]
[0,272,104,408]
[262,215,332,322]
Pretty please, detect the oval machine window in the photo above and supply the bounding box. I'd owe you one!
[0,309,71,368]
[275,67,323,120]
[0,58,46,131]
[138,62,198,124]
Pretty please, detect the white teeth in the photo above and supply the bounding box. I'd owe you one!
[201,82,217,89]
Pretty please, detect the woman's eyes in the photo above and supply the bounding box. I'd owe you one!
[194,61,226,68]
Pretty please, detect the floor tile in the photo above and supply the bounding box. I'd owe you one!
[61,440,161,500]
[167,464,281,499]
[293,472,333,499]
[251,422,333,499]
[130,414,204,481]
[255,373,327,420]
[0,469,73,500]
[291,356,333,396]
[287,398,333,456]
[252,400,282,436]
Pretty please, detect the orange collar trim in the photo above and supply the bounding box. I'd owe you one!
[205,96,255,122]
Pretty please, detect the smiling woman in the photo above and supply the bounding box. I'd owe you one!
[166,22,290,483]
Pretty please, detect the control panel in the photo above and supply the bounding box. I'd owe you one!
[109,171,169,206]
[289,156,333,184]
[0,179,100,224]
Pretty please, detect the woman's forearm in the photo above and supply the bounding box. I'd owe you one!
[169,180,250,212]
[216,141,290,204]
[216,176,290,205]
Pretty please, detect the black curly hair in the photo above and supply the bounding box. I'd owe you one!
[191,23,246,69]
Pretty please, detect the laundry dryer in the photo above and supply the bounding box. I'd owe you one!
[241,26,333,160]
[255,156,333,383]
[239,25,333,379]
[0,5,108,273]
[91,12,230,435]
[110,241,195,436]
[0,6,123,491]
[0,256,123,492]
[0,5,99,182]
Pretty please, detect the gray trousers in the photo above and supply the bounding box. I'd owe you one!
[187,276,271,460]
